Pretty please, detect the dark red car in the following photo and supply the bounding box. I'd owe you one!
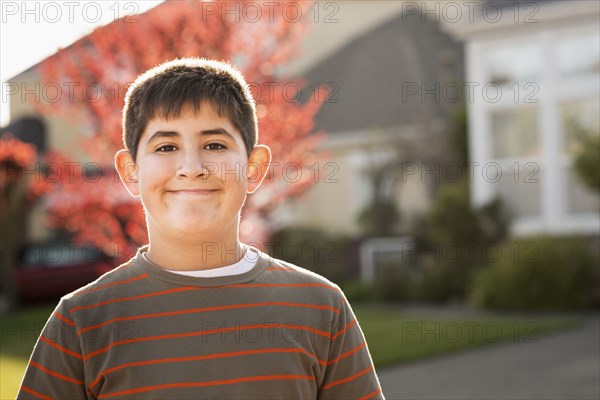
[15,243,115,302]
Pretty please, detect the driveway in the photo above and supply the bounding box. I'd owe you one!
[377,314,599,400]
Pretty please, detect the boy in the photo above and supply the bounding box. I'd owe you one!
[18,58,384,399]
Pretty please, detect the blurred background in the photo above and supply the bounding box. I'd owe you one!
[1,1,599,399]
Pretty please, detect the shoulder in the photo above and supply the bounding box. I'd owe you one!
[257,252,344,304]
[59,253,145,309]
[262,253,339,284]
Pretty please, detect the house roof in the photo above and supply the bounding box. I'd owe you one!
[301,10,464,134]
[10,4,464,137]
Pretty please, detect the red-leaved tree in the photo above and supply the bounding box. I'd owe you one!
[32,0,327,262]
[0,134,55,311]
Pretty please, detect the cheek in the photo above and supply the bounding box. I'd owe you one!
[140,159,170,180]
[216,155,246,180]
[218,158,249,200]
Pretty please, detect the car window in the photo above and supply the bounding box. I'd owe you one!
[21,245,103,267]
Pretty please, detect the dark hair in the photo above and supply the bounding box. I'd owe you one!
[122,58,257,162]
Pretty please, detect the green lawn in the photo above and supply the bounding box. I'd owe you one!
[353,303,579,368]
[0,303,579,399]
[1,303,55,400]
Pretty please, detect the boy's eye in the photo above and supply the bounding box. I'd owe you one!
[156,145,177,152]
[205,143,227,151]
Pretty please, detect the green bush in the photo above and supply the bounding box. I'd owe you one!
[341,281,375,303]
[341,265,415,304]
[269,227,348,283]
[416,262,470,303]
[357,199,399,237]
[573,133,600,193]
[470,235,600,311]
[413,180,508,303]
[426,181,507,246]
[372,264,414,302]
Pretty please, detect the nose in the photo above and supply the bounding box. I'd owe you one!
[176,151,207,178]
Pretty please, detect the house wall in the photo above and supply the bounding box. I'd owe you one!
[276,128,432,235]
[9,71,91,164]
[8,70,92,242]
[446,1,600,235]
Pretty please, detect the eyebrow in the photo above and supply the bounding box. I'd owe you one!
[145,128,236,145]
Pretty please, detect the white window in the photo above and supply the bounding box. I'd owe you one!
[484,43,542,86]
[561,98,600,156]
[486,105,541,218]
[557,32,600,79]
[490,107,539,159]
[564,166,599,214]
[560,97,600,214]
[495,165,541,219]
[470,23,599,233]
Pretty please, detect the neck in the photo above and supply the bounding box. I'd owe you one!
[145,228,245,271]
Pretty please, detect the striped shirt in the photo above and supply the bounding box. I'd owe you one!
[17,245,384,399]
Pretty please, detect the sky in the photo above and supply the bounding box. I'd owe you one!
[0,0,163,127]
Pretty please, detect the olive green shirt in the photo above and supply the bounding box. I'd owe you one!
[18,246,384,399]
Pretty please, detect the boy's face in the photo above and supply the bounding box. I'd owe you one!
[116,102,270,242]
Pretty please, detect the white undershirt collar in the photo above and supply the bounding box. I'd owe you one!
[141,246,259,278]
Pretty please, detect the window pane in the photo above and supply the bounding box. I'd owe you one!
[564,167,599,214]
[490,108,539,159]
[484,44,542,85]
[494,168,541,218]
[561,98,600,155]
[557,32,600,79]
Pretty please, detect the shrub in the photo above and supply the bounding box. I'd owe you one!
[413,180,508,303]
[416,262,470,303]
[269,227,349,284]
[372,264,414,303]
[341,281,375,303]
[357,199,399,237]
[426,181,507,246]
[470,235,600,311]
[572,126,600,193]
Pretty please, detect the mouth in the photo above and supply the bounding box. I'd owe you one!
[168,189,219,196]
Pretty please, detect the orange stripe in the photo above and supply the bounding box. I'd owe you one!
[70,286,197,312]
[71,283,339,313]
[74,273,148,296]
[359,388,382,400]
[90,347,326,389]
[40,336,83,359]
[20,385,52,400]
[327,341,366,365]
[53,311,75,326]
[332,319,357,340]
[98,374,316,398]
[265,267,292,271]
[234,283,340,292]
[321,365,374,390]
[30,361,84,385]
[78,301,340,335]
[84,323,331,360]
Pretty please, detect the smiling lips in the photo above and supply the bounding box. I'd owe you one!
[169,189,219,196]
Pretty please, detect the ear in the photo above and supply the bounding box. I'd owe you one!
[115,149,140,197]
[246,144,272,194]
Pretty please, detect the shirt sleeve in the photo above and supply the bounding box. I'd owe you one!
[318,290,385,400]
[17,299,88,399]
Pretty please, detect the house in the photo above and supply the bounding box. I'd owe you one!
[441,0,600,235]
[2,64,98,242]
[3,1,464,244]
[277,6,464,236]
